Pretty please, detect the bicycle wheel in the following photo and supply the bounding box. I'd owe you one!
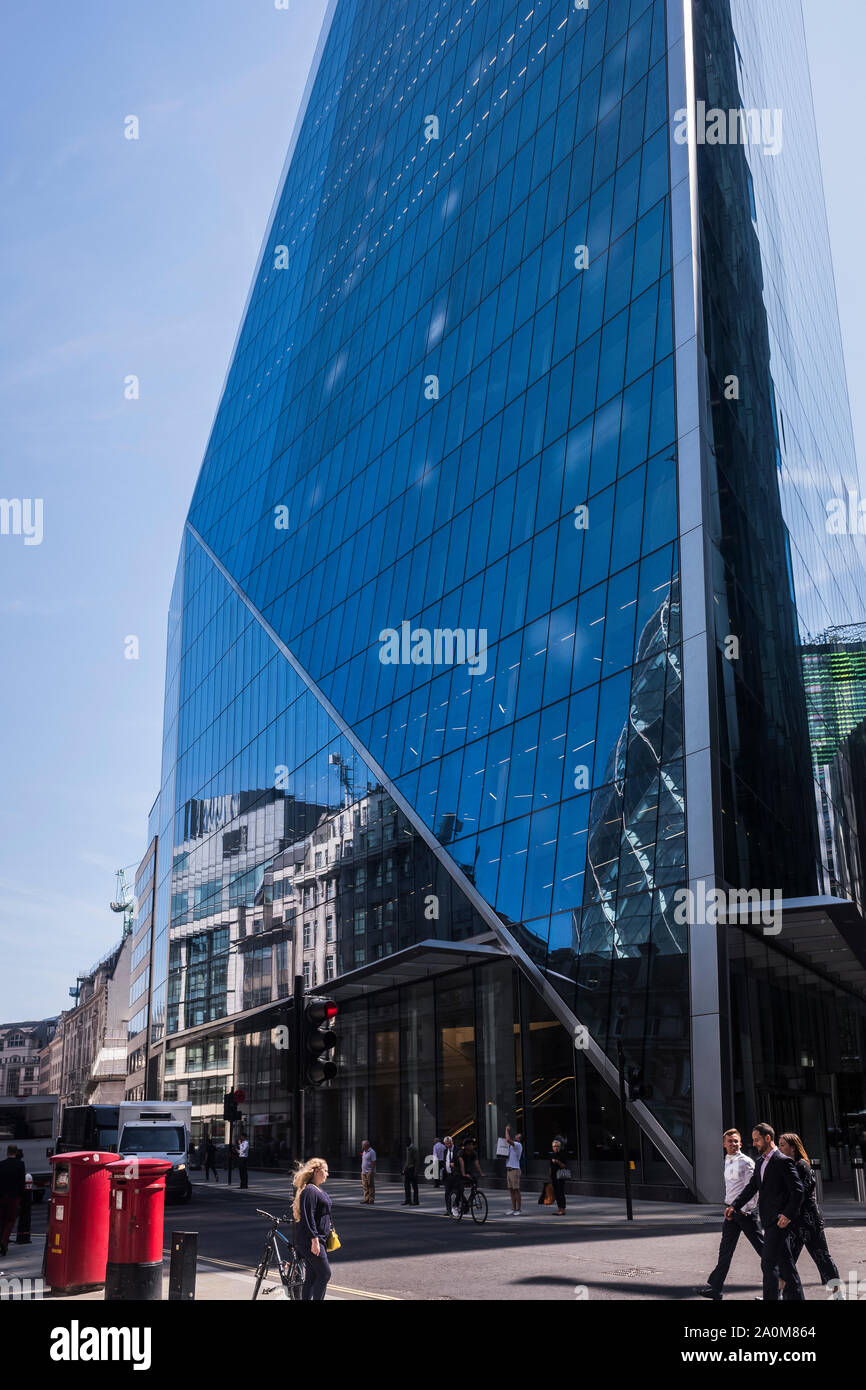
[284,1253,306,1300]
[450,1188,465,1221]
[470,1190,488,1224]
[252,1242,272,1300]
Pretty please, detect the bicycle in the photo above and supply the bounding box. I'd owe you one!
[252,1209,307,1299]
[449,1178,488,1224]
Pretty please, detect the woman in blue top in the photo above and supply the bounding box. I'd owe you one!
[292,1157,333,1301]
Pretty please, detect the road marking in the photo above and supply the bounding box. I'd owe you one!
[328,1283,400,1300]
[196,1254,400,1299]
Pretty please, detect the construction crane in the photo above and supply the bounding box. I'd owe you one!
[109,866,135,937]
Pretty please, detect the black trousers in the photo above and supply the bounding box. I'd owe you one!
[762,1223,803,1301]
[301,1247,331,1301]
[238,1158,248,1189]
[537,1176,567,1209]
[15,1191,32,1244]
[404,1165,419,1203]
[205,1161,218,1181]
[790,1219,839,1286]
[708,1211,764,1293]
[444,1172,462,1212]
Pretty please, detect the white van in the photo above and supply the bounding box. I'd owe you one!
[117,1101,193,1202]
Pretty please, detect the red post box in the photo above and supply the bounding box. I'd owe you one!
[105,1157,172,1300]
[46,1151,116,1294]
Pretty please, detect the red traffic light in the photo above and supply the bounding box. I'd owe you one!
[305,998,338,1028]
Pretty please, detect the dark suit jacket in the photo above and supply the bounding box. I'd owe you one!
[0,1156,26,1199]
[732,1148,804,1227]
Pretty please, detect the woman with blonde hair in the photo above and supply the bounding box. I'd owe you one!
[292,1157,333,1300]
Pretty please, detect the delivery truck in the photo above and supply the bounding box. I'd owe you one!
[116,1100,193,1202]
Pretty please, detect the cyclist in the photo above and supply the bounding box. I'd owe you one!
[456,1136,484,1214]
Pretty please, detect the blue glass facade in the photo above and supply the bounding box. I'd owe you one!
[145,0,866,1198]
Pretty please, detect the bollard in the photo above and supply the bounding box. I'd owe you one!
[105,1158,171,1300]
[853,1158,866,1204]
[168,1231,198,1300]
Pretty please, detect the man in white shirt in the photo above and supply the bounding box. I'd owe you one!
[237,1134,249,1189]
[360,1140,377,1204]
[432,1138,446,1186]
[696,1128,763,1300]
[441,1136,460,1216]
[504,1125,523,1214]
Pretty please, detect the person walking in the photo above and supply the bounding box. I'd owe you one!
[237,1133,249,1189]
[0,1144,26,1256]
[402,1137,420,1205]
[204,1138,219,1182]
[14,1151,33,1245]
[432,1137,446,1186]
[696,1128,763,1300]
[504,1125,523,1214]
[360,1139,376,1204]
[727,1122,804,1301]
[292,1158,334,1301]
[778,1133,840,1291]
[441,1136,461,1216]
[538,1136,569,1214]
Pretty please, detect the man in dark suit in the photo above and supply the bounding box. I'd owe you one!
[0,1144,26,1256]
[727,1122,805,1300]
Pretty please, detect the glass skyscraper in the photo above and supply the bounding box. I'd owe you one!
[144,0,866,1200]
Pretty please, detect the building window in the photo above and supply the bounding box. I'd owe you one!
[303,924,312,949]
[326,918,334,942]
[326,956,335,981]
[303,962,311,989]
[222,827,247,856]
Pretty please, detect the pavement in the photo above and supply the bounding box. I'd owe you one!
[4,1172,864,1301]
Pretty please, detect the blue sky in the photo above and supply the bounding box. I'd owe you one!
[0,0,862,1018]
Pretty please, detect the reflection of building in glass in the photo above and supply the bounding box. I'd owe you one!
[138,0,866,1198]
[803,626,866,913]
[803,626,866,764]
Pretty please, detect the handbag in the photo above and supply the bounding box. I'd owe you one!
[325,1226,341,1252]
[542,1182,556,1205]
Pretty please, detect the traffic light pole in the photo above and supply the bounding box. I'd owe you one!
[293,973,305,1166]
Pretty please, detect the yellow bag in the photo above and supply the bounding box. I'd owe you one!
[325,1226,341,1252]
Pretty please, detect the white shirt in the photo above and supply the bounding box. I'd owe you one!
[238,1139,249,1159]
[443,1146,456,1173]
[361,1147,376,1173]
[505,1142,523,1169]
[724,1152,756,1213]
